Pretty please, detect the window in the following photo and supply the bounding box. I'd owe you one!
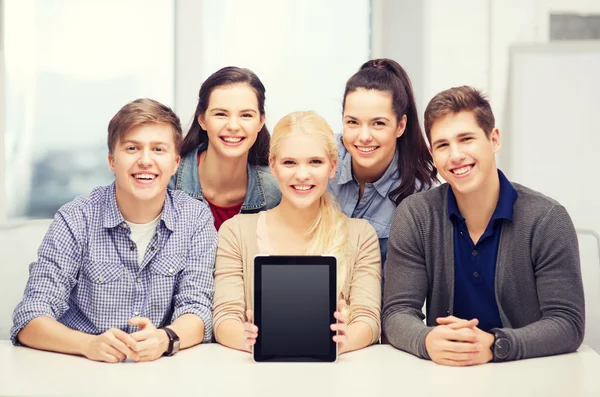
[2,0,174,220]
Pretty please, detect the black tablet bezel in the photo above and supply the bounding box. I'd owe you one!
[253,255,337,363]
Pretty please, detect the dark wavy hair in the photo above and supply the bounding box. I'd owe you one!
[343,58,437,205]
[180,66,270,166]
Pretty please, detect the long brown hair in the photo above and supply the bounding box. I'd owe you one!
[180,66,270,166]
[343,59,437,204]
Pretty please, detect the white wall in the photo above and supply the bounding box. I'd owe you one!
[0,0,5,225]
[373,0,600,166]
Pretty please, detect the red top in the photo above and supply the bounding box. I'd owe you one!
[198,152,244,231]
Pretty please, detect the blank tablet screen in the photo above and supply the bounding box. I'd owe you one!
[254,256,336,362]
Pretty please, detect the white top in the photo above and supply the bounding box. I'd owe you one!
[0,342,598,397]
[125,215,160,266]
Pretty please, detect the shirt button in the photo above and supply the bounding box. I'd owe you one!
[473,271,480,278]
[136,277,142,283]
[168,268,175,274]
[97,276,104,283]
[122,223,128,228]
[150,246,155,251]
[130,246,135,251]
[133,311,140,316]
[472,250,478,256]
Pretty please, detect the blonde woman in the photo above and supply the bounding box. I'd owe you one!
[213,111,381,354]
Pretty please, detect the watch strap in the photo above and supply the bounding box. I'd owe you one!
[161,326,180,356]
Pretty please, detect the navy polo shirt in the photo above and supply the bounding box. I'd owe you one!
[448,169,518,332]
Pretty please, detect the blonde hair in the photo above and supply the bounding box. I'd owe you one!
[270,111,351,301]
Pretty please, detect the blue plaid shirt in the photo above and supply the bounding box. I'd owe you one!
[11,184,217,345]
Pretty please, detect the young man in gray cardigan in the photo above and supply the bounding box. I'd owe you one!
[383,86,585,365]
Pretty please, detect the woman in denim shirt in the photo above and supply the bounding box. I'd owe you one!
[329,59,437,270]
[170,67,281,230]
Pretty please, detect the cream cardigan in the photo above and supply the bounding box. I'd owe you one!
[213,212,382,345]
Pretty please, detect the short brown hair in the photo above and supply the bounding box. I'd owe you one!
[107,98,183,154]
[424,86,495,143]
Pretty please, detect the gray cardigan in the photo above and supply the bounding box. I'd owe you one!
[382,182,585,362]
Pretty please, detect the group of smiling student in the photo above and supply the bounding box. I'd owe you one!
[10,58,585,367]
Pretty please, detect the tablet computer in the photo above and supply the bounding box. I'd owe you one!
[253,255,337,362]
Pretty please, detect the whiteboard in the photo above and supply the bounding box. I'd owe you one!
[505,42,600,236]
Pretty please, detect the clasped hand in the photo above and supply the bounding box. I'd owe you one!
[425,315,494,366]
[83,317,169,363]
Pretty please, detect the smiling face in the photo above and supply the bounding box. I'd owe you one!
[429,111,500,197]
[109,122,180,208]
[342,88,406,182]
[198,83,265,160]
[269,132,336,211]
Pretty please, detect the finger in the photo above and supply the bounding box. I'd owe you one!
[106,333,138,360]
[437,358,474,367]
[135,337,160,352]
[243,322,258,333]
[333,311,347,323]
[136,353,160,362]
[128,317,154,330]
[447,319,479,330]
[99,350,121,363]
[332,335,347,343]
[440,340,482,354]
[246,310,253,323]
[436,316,463,325]
[330,323,347,332]
[110,328,140,350]
[103,344,126,362]
[440,327,479,343]
[337,299,346,311]
[243,330,258,340]
[130,329,157,342]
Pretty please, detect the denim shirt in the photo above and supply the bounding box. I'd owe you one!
[328,135,401,270]
[170,142,281,213]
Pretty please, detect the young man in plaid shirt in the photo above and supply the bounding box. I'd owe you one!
[12,99,217,363]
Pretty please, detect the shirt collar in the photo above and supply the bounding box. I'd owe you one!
[102,183,175,231]
[447,169,518,222]
[335,135,401,198]
[177,142,266,210]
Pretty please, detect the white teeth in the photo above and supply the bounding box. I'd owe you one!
[357,146,377,152]
[292,185,312,191]
[222,137,243,143]
[134,173,156,180]
[452,165,472,175]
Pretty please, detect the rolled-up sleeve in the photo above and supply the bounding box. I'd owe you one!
[11,212,82,345]
[171,211,218,343]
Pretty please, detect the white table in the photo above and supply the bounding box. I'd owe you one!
[1,342,599,397]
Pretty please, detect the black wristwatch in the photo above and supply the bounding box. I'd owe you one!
[161,327,180,356]
[490,328,510,362]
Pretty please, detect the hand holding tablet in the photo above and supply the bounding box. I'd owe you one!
[331,299,349,353]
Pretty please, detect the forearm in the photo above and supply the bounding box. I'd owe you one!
[341,321,374,354]
[498,316,584,361]
[167,313,206,350]
[384,312,434,359]
[215,319,248,352]
[17,316,93,356]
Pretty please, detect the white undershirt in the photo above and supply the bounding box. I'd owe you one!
[125,215,161,266]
